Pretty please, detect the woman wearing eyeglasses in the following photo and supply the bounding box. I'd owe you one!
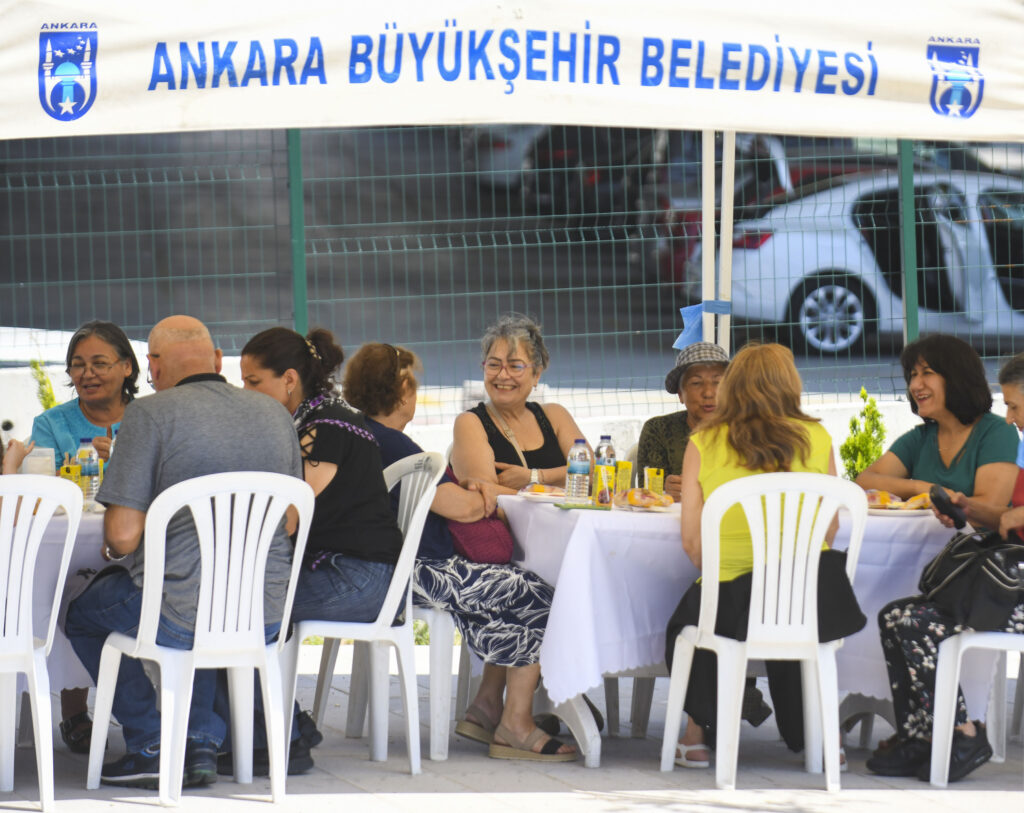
[452,313,587,495]
[29,319,141,755]
[31,320,141,469]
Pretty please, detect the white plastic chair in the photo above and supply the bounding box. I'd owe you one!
[659,472,868,791]
[86,472,315,806]
[0,475,83,812]
[929,631,1024,786]
[289,451,443,774]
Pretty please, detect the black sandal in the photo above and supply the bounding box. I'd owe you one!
[59,711,93,754]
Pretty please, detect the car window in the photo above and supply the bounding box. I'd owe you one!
[978,189,1024,308]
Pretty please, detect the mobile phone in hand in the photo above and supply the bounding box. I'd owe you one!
[929,484,967,529]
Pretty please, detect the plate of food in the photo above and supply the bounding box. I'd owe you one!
[866,490,932,516]
[612,487,677,512]
[518,483,566,503]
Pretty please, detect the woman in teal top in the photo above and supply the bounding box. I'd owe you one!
[31,321,140,468]
[30,320,140,755]
[857,334,1017,511]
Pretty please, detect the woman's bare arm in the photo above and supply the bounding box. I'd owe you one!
[854,451,931,499]
[679,441,704,570]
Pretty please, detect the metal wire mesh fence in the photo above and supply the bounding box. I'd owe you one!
[2,127,1021,426]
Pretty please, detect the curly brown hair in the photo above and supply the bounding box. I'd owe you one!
[696,343,818,472]
[343,343,420,417]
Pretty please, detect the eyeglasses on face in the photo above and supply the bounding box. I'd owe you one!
[482,359,533,376]
[68,359,119,377]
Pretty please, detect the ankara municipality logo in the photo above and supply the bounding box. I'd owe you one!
[927,38,983,119]
[38,23,98,121]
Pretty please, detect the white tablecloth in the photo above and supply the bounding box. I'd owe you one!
[501,495,994,715]
[35,512,108,692]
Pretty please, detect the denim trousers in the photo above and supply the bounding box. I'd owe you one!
[231,553,394,751]
[66,566,278,754]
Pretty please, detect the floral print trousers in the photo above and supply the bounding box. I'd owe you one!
[879,596,1024,740]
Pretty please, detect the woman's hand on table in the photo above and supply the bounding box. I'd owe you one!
[664,474,683,501]
[495,461,533,490]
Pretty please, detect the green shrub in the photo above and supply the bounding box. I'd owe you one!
[840,387,886,481]
[30,360,59,411]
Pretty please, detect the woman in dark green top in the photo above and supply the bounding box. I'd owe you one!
[636,342,729,499]
[856,334,1017,510]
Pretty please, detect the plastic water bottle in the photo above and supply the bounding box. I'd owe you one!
[565,439,592,502]
[594,435,617,467]
[77,438,101,503]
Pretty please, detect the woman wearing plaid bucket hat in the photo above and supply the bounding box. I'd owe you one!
[637,341,730,501]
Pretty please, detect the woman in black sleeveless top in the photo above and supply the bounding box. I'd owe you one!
[453,314,587,493]
[449,314,588,761]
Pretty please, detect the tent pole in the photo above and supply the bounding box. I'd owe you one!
[717,131,736,354]
[897,139,919,344]
[700,130,717,344]
[287,128,309,335]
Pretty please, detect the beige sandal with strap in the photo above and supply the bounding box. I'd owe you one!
[488,723,576,762]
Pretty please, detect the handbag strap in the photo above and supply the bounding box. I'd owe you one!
[484,401,529,468]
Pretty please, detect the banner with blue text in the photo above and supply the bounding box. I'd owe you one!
[2,0,1022,141]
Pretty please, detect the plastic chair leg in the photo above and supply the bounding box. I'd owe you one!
[28,651,56,811]
[87,645,123,790]
[312,637,342,729]
[280,635,301,760]
[157,660,195,807]
[659,636,695,772]
[630,677,656,738]
[713,645,747,790]
[801,658,824,775]
[394,637,422,774]
[929,635,967,787]
[426,613,454,760]
[1012,656,1024,742]
[367,642,390,762]
[814,649,841,792]
[989,651,1007,763]
[227,665,255,784]
[346,640,369,738]
[454,641,473,717]
[0,673,15,792]
[604,678,620,738]
[259,658,288,801]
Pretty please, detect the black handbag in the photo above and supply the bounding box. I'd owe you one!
[918,529,1024,631]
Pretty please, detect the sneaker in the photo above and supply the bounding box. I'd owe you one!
[217,740,314,777]
[865,737,931,777]
[917,721,993,783]
[100,747,161,789]
[296,709,324,748]
[184,739,218,788]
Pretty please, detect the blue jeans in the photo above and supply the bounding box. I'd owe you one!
[289,554,393,623]
[225,554,394,751]
[66,567,277,753]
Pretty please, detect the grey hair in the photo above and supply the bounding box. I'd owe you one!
[998,353,1024,390]
[480,313,550,371]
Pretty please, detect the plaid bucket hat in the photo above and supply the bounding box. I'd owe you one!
[664,342,730,394]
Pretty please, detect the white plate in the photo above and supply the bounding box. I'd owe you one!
[868,507,932,517]
[613,502,679,513]
[519,491,566,503]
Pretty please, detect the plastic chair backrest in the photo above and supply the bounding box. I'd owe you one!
[134,471,314,656]
[0,475,83,655]
[699,472,867,645]
[373,451,444,628]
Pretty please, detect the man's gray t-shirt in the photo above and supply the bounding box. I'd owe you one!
[97,376,303,630]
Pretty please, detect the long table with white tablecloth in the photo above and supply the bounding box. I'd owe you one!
[500,496,996,746]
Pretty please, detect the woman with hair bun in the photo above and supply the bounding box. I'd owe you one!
[238,326,403,772]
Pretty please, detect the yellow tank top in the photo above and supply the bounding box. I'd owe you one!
[692,420,833,582]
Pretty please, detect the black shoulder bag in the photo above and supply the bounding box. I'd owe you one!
[918,529,1024,631]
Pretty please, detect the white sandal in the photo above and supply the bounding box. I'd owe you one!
[674,743,711,768]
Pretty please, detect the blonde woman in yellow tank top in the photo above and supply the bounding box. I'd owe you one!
[667,343,857,769]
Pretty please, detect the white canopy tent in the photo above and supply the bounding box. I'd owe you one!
[3,0,1023,348]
